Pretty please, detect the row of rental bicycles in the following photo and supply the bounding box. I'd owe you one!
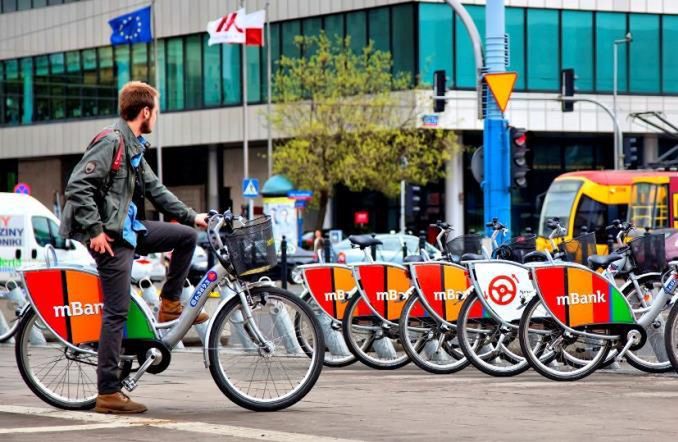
[298,217,678,381]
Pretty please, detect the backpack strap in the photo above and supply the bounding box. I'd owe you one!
[88,128,125,173]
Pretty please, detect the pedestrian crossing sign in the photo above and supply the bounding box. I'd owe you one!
[242,178,260,198]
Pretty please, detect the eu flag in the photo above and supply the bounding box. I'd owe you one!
[109,6,153,46]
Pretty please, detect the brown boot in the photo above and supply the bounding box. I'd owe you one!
[158,298,209,324]
[94,392,147,414]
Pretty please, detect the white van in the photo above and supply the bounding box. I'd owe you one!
[0,192,94,283]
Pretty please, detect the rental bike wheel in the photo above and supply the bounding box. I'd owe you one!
[341,291,410,370]
[457,291,530,377]
[399,293,468,374]
[518,296,611,381]
[15,308,98,410]
[208,286,324,411]
[296,292,357,368]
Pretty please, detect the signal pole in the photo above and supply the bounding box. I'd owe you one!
[483,0,511,234]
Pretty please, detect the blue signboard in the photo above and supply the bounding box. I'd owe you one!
[242,178,260,198]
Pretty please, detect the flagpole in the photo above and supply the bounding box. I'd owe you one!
[266,1,272,179]
[241,1,252,220]
[151,0,164,221]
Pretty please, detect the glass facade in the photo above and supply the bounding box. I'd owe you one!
[2,3,678,127]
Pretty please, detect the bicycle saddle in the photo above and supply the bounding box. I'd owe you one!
[461,253,484,261]
[587,253,621,270]
[403,255,424,263]
[523,250,549,263]
[348,235,382,249]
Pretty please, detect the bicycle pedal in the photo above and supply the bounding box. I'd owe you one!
[121,377,138,392]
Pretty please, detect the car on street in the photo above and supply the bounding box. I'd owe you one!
[332,233,441,264]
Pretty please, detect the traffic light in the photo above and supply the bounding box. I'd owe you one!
[623,137,640,169]
[510,127,529,188]
[406,184,423,220]
[561,68,575,112]
[433,70,446,113]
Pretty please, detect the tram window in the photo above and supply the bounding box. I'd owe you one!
[573,196,607,241]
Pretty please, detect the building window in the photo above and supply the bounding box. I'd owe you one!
[391,3,415,85]
[596,12,628,93]
[222,44,241,105]
[131,43,149,83]
[166,37,184,111]
[629,13,660,94]
[81,48,97,117]
[561,11,594,92]
[368,7,390,53]
[98,47,116,116]
[302,17,322,57]
[65,50,81,118]
[203,34,222,107]
[2,0,17,13]
[245,46,261,104]
[114,45,131,91]
[49,52,66,120]
[154,40,166,111]
[2,60,21,124]
[346,10,367,54]
[281,20,301,59]
[506,8,525,90]
[324,14,345,41]
[455,5,484,89]
[663,16,678,94]
[418,3,452,87]
[526,9,559,91]
[185,35,203,109]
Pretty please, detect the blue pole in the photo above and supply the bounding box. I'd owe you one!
[483,0,511,236]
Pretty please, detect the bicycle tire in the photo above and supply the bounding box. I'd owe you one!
[341,291,410,370]
[296,292,357,368]
[457,291,530,377]
[208,286,324,411]
[398,292,469,374]
[15,308,97,410]
[518,296,611,382]
[663,301,678,374]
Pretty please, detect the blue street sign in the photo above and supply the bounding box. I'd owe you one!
[13,182,31,195]
[242,178,260,198]
[294,200,307,209]
[287,190,313,200]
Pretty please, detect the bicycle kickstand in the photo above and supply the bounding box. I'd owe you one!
[121,348,162,392]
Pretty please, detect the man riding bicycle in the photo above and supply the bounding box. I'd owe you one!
[60,81,208,414]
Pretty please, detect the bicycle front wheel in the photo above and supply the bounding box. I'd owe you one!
[15,308,98,410]
[208,286,324,411]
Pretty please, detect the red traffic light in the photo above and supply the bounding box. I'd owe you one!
[513,133,527,146]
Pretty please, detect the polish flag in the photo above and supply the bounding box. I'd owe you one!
[206,9,265,47]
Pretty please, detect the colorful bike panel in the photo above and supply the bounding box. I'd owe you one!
[301,264,359,320]
[354,263,420,321]
[468,260,537,323]
[532,264,635,328]
[410,262,473,322]
[22,268,156,346]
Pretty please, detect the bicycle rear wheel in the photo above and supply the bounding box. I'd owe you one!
[341,291,410,370]
[518,296,611,381]
[399,293,468,374]
[0,282,25,343]
[208,286,324,411]
[15,308,98,410]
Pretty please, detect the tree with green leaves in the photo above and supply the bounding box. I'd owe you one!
[271,32,458,229]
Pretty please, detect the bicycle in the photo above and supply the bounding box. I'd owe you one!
[14,210,324,411]
[398,221,479,374]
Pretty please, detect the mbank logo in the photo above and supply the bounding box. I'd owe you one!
[376,289,407,301]
[53,302,104,318]
[433,289,463,301]
[324,290,348,301]
[556,290,606,306]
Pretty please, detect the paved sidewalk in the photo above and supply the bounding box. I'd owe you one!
[1,345,677,441]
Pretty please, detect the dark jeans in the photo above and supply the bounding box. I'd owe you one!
[92,221,197,394]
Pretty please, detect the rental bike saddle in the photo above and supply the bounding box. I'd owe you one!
[587,253,622,271]
[348,235,383,249]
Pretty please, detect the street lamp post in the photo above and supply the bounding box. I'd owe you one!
[613,33,632,170]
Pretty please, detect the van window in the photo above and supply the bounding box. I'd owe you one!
[32,217,68,249]
[32,217,51,247]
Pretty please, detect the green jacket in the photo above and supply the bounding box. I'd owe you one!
[60,118,197,243]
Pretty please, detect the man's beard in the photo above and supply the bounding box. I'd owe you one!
[140,117,153,134]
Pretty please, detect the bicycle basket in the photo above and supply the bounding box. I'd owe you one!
[503,234,536,263]
[222,216,277,276]
[629,233,667,274]
[445,234,483,259]
[558,232,597,265]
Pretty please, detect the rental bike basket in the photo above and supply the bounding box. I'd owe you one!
[223,216,277,276]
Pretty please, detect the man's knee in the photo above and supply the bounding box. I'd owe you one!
[179,225,198,248]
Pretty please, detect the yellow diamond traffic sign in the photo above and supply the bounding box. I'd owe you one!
[484,72,518,113]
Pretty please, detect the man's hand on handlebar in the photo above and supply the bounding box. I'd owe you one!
[194,213,209,230]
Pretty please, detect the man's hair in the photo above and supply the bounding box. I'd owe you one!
[118,81,159,121]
